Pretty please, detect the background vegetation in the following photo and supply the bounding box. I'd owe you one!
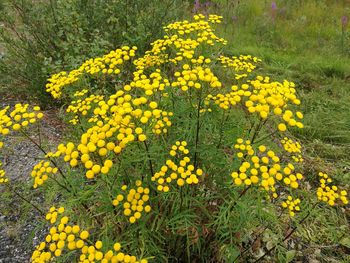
[0,0,190,103]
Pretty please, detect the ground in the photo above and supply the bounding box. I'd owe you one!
[0,100,63,263]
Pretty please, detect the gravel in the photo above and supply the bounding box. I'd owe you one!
[0,101,63,262]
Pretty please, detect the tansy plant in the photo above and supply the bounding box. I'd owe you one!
[0,14,348,262]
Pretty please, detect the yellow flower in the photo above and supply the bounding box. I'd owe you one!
[278,123,287,132]
[80,230,89,240]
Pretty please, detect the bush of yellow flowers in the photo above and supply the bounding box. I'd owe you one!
[0,14,348,262]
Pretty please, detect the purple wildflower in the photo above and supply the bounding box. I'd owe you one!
[193,0,201,13]
[271,2,277,10]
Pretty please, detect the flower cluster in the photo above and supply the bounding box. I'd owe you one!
[46,46,137,98]
[79,241,148,263]
[171,65,222,91]
[32,207,148,263]
[232,138,303,197]
[74,89,89,97]
[32,206,88,262]
[79,241,117,263]
[207,14,223,23]
[55,142,109,178]
[130,69,170,96]
[133,14,226,71]
[0,161,8,184]
[0,106,12,145]
[207,77,304,132]
[281,196,301,217]
[0,104,45,186]
[9,104,43,131]
[0,107,11,145]
[164,14,226,47]
[31,160,58,188]
[113,181,151,223]
[49,89,172,179]
[134,53,168,71]
[152,141,203,191]
[317,172,348,206]
[218,55,261,73]
[281,137,303,162]
[0,104,43,148]
[66,92,104,124]
[233,138,255,158]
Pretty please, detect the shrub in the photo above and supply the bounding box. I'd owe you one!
[0,0,189,105]
[0,14,348,262]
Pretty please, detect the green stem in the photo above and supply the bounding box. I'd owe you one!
[179,187,184,212]
[37,121,42,148]
[100,175,114,200]
[250,119,265,144]
[216,110,228,149]
[254,202,318,262]
[143,141,154,179]
[47,174,71,193]
[20,130,74,192]
[112,157,123,187]
[253,129,278,145]
[9,185,44,215]
[194,90,202,169]
[238,185,251,199]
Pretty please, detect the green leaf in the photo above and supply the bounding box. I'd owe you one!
[340,237,350,248]
[285,250,296,263]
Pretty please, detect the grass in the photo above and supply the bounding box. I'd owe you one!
[208,0,350,173]
[209,0,350,260]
